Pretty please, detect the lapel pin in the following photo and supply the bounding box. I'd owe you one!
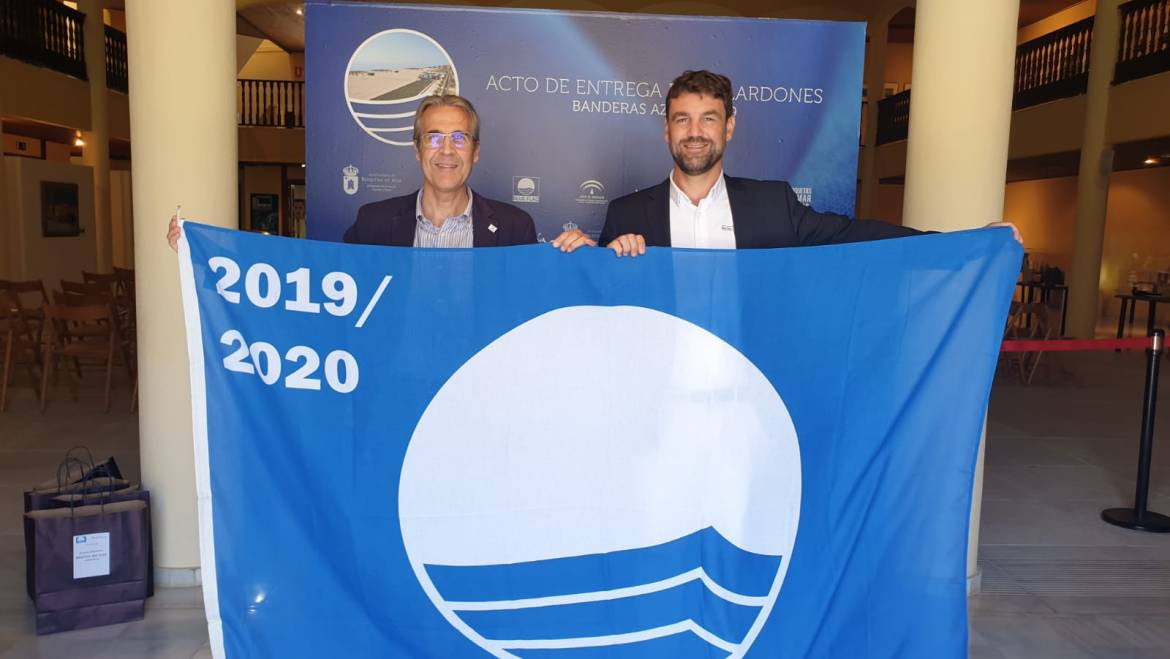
[488,224,498,233]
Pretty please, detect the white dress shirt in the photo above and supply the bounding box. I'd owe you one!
[668,171,735,249]
[414,188,474,248]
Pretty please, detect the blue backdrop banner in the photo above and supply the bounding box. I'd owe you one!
[306,2,866,242]
[179,226,1020,658]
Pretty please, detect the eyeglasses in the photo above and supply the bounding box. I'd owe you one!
[420,131,473,150]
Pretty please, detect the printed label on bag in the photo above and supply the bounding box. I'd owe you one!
[73,532,111,579]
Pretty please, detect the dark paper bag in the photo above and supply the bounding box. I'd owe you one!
[24,500,149,634]
[50,488,155,598]
[24,476,133,513]
[24,449,125,513]
[24,479,147,599]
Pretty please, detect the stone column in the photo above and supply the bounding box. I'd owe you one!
[1067,0,1122,338]
[79,0,112,272]
[902,0,1021,593]
[125,0,238,586]
[0,119,10,279]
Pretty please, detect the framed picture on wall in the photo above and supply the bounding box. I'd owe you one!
[40,182,81,237]
[250,193,280,234]
[882,82,900,98]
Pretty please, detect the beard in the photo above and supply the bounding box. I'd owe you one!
[671,137,724,176]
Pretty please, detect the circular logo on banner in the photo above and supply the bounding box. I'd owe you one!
[399,306,802,658]
[344,29,459,146]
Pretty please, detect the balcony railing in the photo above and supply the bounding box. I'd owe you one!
[0,0,87,81]
[1013,16,1093,110]
[238,79,305,128]
[876,1,1170,145]
[1115,0,1170,84]
[105,25,127,93]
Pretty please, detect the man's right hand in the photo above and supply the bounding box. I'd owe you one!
[550,228,596,253]
[607,233,646,257]
[167,215,181,252]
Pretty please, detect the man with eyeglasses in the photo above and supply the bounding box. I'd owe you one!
[341,94,536,248]
[552,70,1020,255]
[167,94,536,250]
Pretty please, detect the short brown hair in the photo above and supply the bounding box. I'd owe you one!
[412,94,481,145]
[665,70,734,119]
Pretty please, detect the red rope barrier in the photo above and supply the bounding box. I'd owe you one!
[1001,337,1153,353]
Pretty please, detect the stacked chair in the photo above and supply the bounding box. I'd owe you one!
[1,269,138,413]
[0,280,49,411]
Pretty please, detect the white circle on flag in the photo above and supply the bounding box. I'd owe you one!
[399,306,802,657]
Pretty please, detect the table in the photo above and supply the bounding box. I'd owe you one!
[1115,292,1170,339]
[1017,282,1069,336]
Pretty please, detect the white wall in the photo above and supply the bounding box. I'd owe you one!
[4,156,97,287]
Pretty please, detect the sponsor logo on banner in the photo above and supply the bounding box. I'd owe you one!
[576,179,607,205]
[793,186,813,206]
[512,176,540,203]
[399,307,802,657]
[342,164,360,195]
[344,29,459,146]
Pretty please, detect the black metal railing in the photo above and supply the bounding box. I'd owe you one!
[0,0,87,80]
[104,25,127,93]
[875,90,911,145]
[1014,16,1094,109]
[1115,0,1170,84]
[238,79,304,128]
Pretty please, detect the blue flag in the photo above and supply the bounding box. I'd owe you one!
[178,224,1020,658]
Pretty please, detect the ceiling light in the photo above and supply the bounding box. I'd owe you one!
[1144,157,1159,165]
[296,8,303,15]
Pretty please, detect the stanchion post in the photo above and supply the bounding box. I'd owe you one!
[1102,329,1170,532]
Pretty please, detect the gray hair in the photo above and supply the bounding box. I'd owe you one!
[412,94,481,145]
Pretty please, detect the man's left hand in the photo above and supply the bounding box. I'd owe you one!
[550,229,597,253]
[986,221,1023,245]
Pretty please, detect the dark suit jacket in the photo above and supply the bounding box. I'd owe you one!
[599,177,924,248]
[343,189,537,247]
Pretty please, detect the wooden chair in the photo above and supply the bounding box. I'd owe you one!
[113,267,135,308]
[61,279,114,297]
[39,303,120,413]
[74,272,137,411]
[0,279,49,344]
[55,291,136,397]
[1,290,42,412]
[81,271,118,294]
[64,279,134,339]
[1008,300,1058,385]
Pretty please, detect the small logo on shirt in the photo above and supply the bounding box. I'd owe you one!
[512,176,540,203]
[793,186,812,206]
[342,164,360,196]
[576,179,607,205]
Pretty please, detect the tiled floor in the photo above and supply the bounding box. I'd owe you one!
[0,378,211,659]
[1,345,1169,657]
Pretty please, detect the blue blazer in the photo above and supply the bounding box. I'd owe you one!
[600,177,924,248]
[343,189,537,247]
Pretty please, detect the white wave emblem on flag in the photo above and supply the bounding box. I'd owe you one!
[344,29,459,146]
[399,306,803,658]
